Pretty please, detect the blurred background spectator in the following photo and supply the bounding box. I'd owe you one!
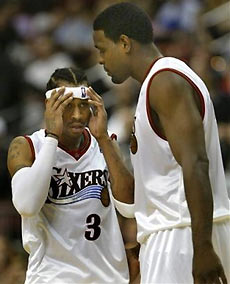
[0,0,229,281]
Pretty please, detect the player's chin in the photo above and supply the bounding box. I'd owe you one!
[111,75,126,84]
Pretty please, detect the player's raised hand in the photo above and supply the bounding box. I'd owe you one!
[45,87,73,138]
[87,87,108,141]
[193,245,227,284]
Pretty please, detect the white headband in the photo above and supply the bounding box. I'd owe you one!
[45,86,89,100]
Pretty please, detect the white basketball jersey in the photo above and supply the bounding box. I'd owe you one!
[131,57,230,244]
[22,129,129,283]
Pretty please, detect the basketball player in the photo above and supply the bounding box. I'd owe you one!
[92,2,230,283]
[7,67,137,283]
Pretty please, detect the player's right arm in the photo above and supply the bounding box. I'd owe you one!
[7,134,58,217]
[7,88,73,217]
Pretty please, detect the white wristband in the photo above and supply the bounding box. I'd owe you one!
[112,196,135,218]
[12,137,58,217]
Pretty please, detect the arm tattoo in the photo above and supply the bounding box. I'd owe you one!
[9,139,24,160]
[9,151,20,160]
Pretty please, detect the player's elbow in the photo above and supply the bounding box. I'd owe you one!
[193,155,209,172]
[182,154,210,184]
[12,197,39,217]
[183,153,209,172]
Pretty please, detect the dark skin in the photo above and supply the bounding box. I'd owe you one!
[93,29,227,284]
[120,216,140,284]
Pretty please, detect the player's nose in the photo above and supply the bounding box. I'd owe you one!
[71,106,81,119]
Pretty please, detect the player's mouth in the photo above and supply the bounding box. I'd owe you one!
[69,123,85,133]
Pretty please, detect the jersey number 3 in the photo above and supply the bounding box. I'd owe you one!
[85,214,101,241]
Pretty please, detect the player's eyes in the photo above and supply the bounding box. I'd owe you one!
[67,103,73,109]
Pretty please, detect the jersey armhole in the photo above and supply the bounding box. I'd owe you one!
[146,68,205,141]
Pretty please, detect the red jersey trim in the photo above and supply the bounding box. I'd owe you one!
[58,128,91,161]
[146,68,206,141]
[24,136,35,161]
[141,56,164,84]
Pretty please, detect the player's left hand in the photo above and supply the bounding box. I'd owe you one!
[87,87,109,141]
[193,244,227,284]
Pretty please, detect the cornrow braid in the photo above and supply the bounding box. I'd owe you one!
[68,68,78,85]
[46,67,88,91]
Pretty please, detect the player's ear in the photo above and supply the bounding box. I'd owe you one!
[119,35,131,53]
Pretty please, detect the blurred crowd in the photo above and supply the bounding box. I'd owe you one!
[0,0,229,282]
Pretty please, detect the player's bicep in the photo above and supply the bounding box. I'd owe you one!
[162,96,205,164]
[150,72,207,166]
[7,136,34,177]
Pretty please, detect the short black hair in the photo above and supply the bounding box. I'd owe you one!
[93,2,153,44]
[46,67,88,91]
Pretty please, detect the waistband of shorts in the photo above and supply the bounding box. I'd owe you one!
[138,215,230,245]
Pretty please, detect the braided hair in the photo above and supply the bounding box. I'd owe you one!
[46,67,88,91]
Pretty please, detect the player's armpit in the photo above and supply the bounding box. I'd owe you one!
[7,136,34,177]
